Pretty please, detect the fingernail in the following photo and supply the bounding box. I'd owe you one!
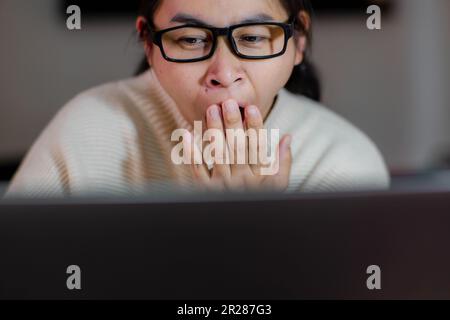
[208,105,221,120]
[285,135,292,148]
[246,105,259,117]
[183,130,191,141]
[224,100,238,113]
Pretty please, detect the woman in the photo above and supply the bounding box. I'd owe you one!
[6,0,390,198]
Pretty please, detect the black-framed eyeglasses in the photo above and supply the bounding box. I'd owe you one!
[146,16,297,63]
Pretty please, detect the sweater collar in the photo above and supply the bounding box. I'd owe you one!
[264,87,289,133]
[145,68,194,132]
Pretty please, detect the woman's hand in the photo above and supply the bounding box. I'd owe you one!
[184,99,292,192]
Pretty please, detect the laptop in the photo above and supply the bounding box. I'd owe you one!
[0,189,449,299]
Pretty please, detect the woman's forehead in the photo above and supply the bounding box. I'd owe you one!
[154,0,288,27]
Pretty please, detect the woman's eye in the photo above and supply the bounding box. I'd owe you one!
[239,35,268,43]
[178,37,207,46]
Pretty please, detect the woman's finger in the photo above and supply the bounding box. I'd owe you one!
[205,104,231,181]
[184,131,210,184]
[273,134,293,190]
[244,105,265,176]
[221,99,249,178]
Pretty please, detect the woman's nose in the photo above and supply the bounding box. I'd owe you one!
[204,39,244,89]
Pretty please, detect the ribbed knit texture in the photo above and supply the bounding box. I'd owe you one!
[5,69,390,198]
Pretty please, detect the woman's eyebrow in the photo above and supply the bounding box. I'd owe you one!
[170,13,276,27]
[240,13,276,24]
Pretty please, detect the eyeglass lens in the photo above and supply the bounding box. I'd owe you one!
[161,24,286,60]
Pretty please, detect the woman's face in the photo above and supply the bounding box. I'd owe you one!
[139,0,306,125]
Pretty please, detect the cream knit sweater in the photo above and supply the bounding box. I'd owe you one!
[5,69,390,198]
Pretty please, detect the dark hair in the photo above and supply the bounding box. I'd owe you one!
[136,0,321,101]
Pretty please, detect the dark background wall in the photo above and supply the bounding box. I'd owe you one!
[61,0,391,17]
